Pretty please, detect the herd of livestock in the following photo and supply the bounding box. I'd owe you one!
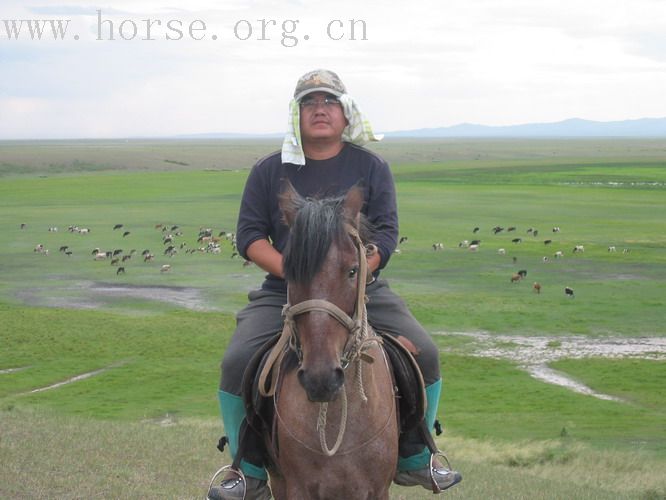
[29,222,241,276]
[28,221,630,299]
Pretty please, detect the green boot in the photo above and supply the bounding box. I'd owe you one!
[207,391,270,500]
[394,380,462,492]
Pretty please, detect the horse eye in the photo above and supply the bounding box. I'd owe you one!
[348,267,358,278]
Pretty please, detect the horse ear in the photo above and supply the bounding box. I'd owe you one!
[279,180,300,228]
[343,186,364,226]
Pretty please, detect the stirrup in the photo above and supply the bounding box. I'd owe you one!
[207,464,247,500]
[429,450,453,494]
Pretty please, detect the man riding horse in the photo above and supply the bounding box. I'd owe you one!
[208,69,462,500]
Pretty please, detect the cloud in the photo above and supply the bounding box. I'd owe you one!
[2,0,666,138]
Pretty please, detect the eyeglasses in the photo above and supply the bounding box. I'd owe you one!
[299,96,341,109]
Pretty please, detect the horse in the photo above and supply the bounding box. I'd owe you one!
[255,183,399,500]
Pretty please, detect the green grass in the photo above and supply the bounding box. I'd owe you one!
[5,406,661,499]
[1,143,665,334]
[550,358,666,411]
[0,305,233,420]
[1,138,666,498]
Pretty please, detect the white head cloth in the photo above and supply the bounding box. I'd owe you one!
[281,94,383,166]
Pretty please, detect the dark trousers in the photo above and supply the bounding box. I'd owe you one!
[220,279,440,394]
[219,278,441,460]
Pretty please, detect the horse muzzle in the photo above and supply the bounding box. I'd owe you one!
[297,366,345,402]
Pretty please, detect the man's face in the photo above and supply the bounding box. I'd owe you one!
[299,91,348,144]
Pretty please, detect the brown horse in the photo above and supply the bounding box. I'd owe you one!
[257,183,399,500]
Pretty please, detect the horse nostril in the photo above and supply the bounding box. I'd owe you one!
[333,367,344,388]
[297,368,306,386]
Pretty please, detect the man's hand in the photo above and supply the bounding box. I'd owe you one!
[246,239,284,278]
[367,252,381,273]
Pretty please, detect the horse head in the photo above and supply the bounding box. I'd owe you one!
[279,181,368,403]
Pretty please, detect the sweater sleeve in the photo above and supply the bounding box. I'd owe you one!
[235,161,272,260]
[366,158,398,270]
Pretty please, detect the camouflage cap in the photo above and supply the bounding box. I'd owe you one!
[293,69,347,101]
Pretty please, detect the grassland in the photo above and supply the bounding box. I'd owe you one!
[1,138,665,499]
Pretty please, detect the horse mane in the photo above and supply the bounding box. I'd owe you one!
[282,189,373,285]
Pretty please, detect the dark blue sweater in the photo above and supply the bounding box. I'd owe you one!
[236,142,399,291]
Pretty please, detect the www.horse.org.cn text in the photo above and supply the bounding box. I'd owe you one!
[0,10,369,47]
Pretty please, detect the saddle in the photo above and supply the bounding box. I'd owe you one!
[222,330,428,470]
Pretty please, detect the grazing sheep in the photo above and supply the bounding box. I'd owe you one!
[510,273,522,283]
[542,256,549,262]
[48,226,58,232]
[608,246,616,252]
[552,227,561,232]
[472,227,480,234]
[533,230,539,237]
[498,248,506,255]
[123,231,130,237]
[432,243,444,251]
[512,238,522,244]
[533,282,541,294]
[94,252,107,261]
[144,253,155,262]
[623,248,631,254]
[573,245,585,253]
[116,267,125,275]
[458,240,469,248]
[34,244,44,253]
[470,239,481,246]
[554,251,564,258]
[544,239,552,245]
[468,244,479,252]
[517,270,527,278]
[110,258,120,266]
[20,223,27,229]
[160,264,171,273]
[113,249,123,256]
[565,286,575,297]
[399,236,409,244]
[59,245,69,253]
[507,227,516,232]
[113,224,123,230]
[493,226,504,234]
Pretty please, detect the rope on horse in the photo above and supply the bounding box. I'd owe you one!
[317,387,348,456]
[261,224,384,455]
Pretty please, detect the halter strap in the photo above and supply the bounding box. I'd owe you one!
[258,225,373,397]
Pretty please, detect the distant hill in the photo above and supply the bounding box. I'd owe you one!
[384,117,666,138]
[173,117,666,140]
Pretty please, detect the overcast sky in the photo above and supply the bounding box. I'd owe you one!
[1,0,665,139]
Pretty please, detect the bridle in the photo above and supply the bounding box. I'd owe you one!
[258,225,375,398]
[257,224,389,456]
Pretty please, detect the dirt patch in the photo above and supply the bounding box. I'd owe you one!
[25,361,128,394]
[0,366,31,375]
[438,331,666,401]
[15,281,217,312]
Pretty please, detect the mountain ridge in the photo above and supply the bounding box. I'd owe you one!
[175,117,666,139]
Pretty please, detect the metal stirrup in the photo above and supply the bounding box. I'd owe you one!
[207,465,246,500]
